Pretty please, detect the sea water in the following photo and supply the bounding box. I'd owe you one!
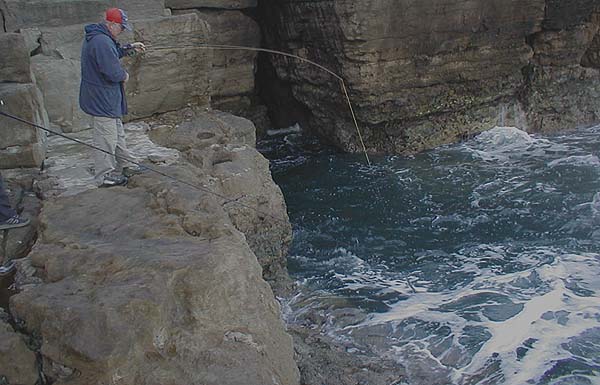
[260,125,600,385]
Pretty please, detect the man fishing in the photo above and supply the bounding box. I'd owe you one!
[79,8,146,187]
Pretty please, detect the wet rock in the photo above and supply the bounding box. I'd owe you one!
[0,318,38,385]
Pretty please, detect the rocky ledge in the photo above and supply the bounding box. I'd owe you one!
[1,109,300,385]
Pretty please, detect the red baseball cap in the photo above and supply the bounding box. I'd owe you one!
[105,8,132,31]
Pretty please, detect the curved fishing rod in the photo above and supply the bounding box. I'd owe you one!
[147,43,371,166]
[0,109,289,225]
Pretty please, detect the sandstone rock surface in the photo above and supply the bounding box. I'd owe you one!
[124,14,212,119]
[9,110,299,385]
[150,109,293,289]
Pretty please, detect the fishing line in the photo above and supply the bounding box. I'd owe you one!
[0,43,373,227]
[0,109,289,224]
[146,43,371,166]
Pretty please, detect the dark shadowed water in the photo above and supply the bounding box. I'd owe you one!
[259,126,600,385]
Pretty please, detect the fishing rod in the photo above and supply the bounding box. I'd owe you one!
[0,108,289,225]
[146,43,371,166]
[0,43,373,224]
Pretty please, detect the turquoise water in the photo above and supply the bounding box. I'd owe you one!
[261,126,600,385]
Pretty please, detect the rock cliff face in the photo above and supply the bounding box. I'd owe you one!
[259,0,600,153]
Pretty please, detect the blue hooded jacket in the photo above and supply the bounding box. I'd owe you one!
[79,23,129,118]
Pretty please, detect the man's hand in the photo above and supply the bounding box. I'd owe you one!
[131,42,146,53]
[124,72,130,82]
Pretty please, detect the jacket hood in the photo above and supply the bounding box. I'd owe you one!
[84,23,112,42]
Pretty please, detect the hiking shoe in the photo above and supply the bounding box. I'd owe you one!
[122,165,147,177]
[100,174,128,188]
[0,215,30,230]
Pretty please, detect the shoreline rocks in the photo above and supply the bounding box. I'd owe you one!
[4,110,300,385]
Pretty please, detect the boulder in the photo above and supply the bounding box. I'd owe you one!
[149,110,293,288]
[0,0,166,32]
[165,0,257,10]
[123,13,212,119]
[37,23,85,60]
[173,10,259,101]
[31,56,92,132]
[0,83,49,169]
[0,33,32,83]
[0,319,38,385]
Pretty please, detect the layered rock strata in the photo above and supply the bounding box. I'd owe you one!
[259,0,600,153]
[5,110,299,385]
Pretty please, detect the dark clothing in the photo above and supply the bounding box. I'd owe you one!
[0,174,17,222]
[79,23,129,118]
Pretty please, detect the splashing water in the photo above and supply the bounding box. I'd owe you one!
[260,125,600,385]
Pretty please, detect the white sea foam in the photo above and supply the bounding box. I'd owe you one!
[334,248,600,384]
[267,123,302,136]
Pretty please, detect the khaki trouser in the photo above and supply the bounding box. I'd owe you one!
[92,116,136,180]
